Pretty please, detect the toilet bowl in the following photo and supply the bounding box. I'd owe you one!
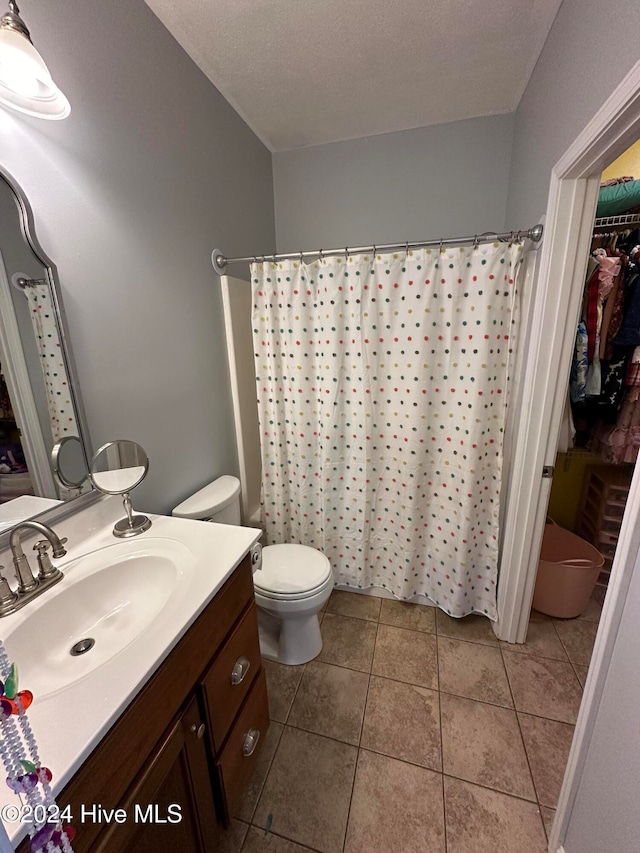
[172,477,332,665]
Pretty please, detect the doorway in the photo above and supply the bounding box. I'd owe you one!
[546,139,640,610]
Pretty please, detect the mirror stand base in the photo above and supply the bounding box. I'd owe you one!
[113,514,152,538]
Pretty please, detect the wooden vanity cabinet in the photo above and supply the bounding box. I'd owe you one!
[92,696,218,853]
[16,555,269,853]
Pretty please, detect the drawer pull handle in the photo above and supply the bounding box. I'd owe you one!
[231,656,251,685]
[242,728,260,757]
[190,723,206,739]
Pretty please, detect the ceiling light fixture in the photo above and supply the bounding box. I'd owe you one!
[0,1,69,120]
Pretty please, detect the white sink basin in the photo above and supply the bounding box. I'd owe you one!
[3,538,194,699]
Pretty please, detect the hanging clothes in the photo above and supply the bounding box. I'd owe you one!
[571,223,640,462]
[251,242,526,619]
[570,321,588,404]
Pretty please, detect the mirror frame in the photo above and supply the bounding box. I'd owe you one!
[0,166,99,544]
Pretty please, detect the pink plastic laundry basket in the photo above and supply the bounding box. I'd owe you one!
[532,519,604,619]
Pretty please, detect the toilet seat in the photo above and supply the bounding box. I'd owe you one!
[253,544,332,599]
[255,579,331,601]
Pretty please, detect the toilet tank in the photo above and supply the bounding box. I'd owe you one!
[172,475,242,525]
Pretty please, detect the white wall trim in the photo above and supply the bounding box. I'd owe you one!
[491,59,640,853]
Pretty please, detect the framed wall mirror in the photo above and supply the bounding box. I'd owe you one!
[0,167,96,534]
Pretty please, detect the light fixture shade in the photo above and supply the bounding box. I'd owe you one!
[0,27,69,119]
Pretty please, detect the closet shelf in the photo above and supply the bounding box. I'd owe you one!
[593,212,640,228]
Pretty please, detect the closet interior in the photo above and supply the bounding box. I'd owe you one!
[548,138,640,601]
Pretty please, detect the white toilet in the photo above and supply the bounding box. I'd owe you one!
[172,476,333,665]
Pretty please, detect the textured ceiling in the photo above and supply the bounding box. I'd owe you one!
[144,0,562,152]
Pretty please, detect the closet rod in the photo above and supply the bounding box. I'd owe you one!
[593,213,640,228]
[211,224,544,275]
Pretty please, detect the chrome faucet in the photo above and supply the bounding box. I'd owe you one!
[0,521,68,617]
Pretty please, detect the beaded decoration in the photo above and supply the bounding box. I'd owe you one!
[0,643,75,852]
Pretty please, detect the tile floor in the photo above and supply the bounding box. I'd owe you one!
[219,587,604,853]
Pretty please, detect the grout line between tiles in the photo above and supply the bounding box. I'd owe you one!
[283,719,361,750]
[275,721,439,776]
[286,656,577,724]
[438,684,577,723]
[378,619,435,635]
[340,620,379,853]
[324,609,380,624]
[348,742,543,811]
[435,625,447,852]
[244,717,285,826]
[498,643,547,836]
[549,618,588,687]
[445,629,576,662]
[282,663,307,725]
[570,661,586,686]
[312,657,372,676]
[440,770,549,808]
[497,643,570,664]
[326,603,438,633]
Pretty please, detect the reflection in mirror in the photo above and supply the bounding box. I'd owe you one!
[90,440,151,538]
[51,436,89,492]
[0,167,93,530]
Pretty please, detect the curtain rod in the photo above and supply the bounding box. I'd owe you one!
[210,224,544,275]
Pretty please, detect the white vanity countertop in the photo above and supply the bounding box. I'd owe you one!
[0,496,261,847]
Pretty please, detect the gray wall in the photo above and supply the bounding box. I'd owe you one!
[506,0,640,225]
[273,114,516,251]
[0,0,275,513]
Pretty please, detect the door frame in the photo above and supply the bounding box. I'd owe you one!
[497,59,640,644]
[493,59,640,851]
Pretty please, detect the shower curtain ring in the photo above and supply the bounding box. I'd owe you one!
[345,246,349,260]
[300,250,304,263]
[473,234,479,250]
[439,237,444,254]
[319,248,324,261]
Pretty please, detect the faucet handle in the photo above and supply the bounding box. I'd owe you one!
[0,571,17,614]
[33,537,67,558]
[33,540,65,580]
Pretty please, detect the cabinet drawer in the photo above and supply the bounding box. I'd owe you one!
[202,602,262,751]
[215,668,269,824]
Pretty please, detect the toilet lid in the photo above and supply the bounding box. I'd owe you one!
[253,544,331,596]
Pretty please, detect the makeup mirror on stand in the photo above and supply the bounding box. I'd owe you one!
[89,440,151,538]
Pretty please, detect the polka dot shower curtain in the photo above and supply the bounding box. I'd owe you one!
[23,283,78,443]
[251,241,525,619]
